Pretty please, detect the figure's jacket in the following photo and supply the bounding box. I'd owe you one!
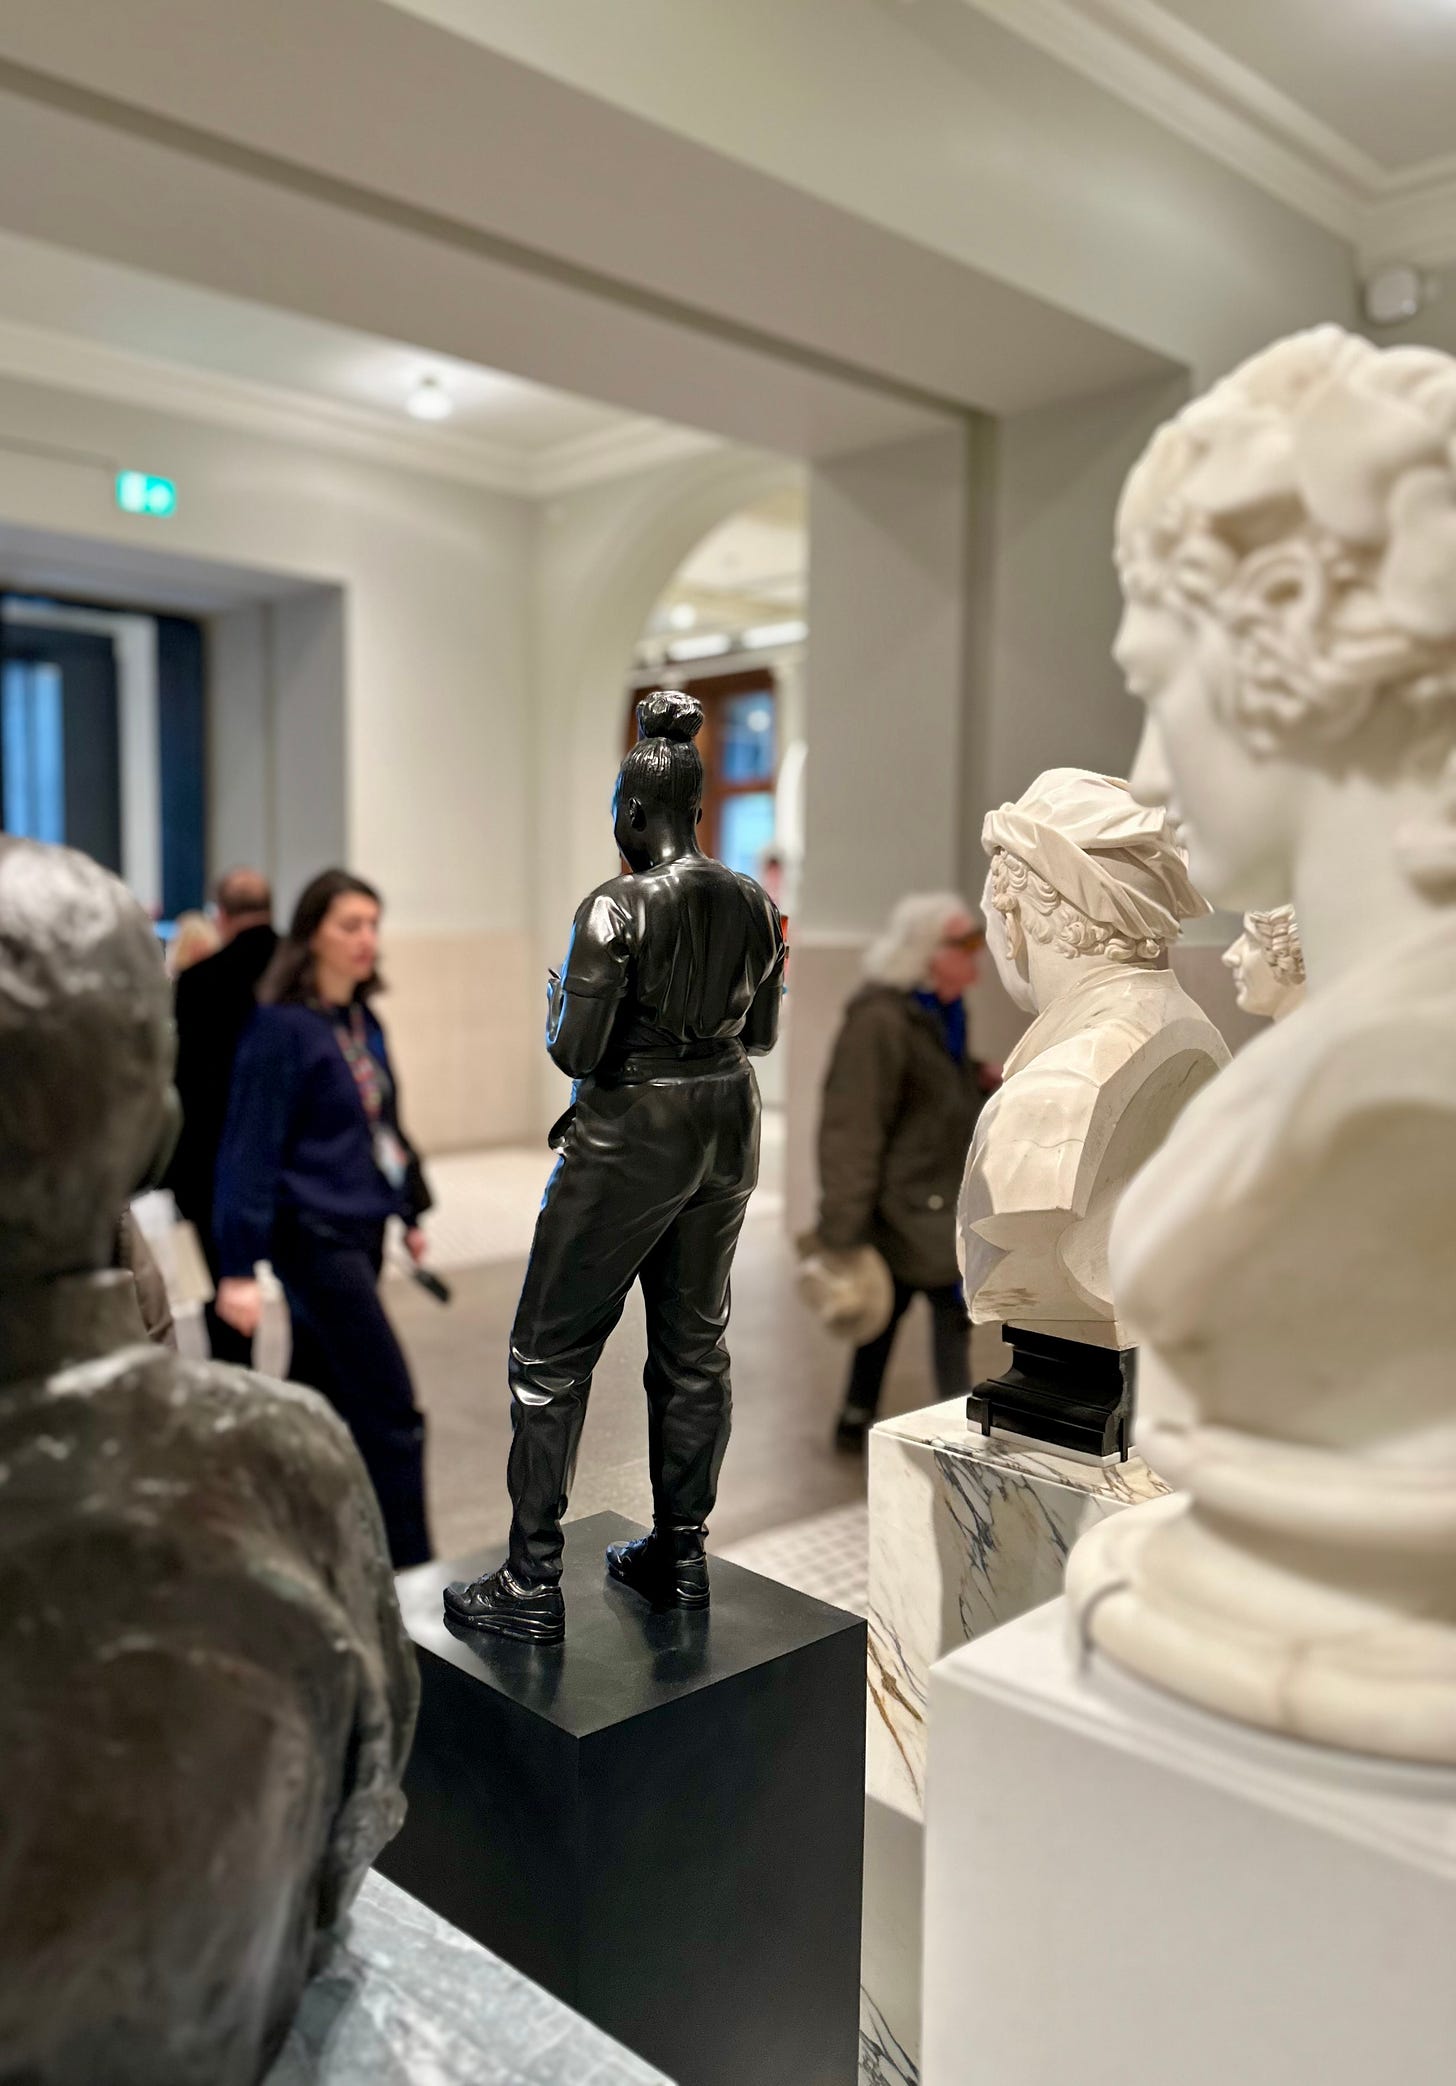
[163,923,279,1240]
[548,852,785,1087]
[214,1001,430,1279]
[817,982,988,1290]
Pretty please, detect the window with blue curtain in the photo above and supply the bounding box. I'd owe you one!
[2,660,66,844]
[626,668,780,882]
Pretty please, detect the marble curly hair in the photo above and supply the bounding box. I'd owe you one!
[1116,325,1456,889]
[989,849,1165,968]
[1246,904,1306,987]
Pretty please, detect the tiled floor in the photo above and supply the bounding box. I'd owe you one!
[154,1113,998,1573]
[719,1500,870,1616]
[390,1114,786,1278]
[382,1117,1007,1566]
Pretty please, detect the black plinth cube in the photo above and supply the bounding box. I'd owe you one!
[968,1323,1137,1460]
[380,1511,866,2086]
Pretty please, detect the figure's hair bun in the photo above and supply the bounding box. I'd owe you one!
[636,689,704,743]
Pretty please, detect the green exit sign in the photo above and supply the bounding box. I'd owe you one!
[116,470,177,518]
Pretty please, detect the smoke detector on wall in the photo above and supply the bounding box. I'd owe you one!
[1361,264,1429,329]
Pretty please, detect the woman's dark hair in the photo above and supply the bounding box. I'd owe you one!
[619,689,704,818]
[258,868,384,1006]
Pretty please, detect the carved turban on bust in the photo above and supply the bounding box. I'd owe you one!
[983,768,1211,968]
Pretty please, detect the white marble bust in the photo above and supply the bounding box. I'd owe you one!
[1223,905,1306,1022]
[1066,325,1456,1765]
[958,768,1228,1348]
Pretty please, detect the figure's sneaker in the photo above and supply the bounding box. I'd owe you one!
[605,1528,710,1610]
[443,1565,565,1643]
[833,1403,875,1452]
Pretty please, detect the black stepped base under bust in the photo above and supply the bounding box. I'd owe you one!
[968,1324,1136,1461]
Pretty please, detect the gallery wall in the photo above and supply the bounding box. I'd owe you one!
[0,368,537,1150]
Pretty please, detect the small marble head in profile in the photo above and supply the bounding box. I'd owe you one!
[1223,904,1306,1022]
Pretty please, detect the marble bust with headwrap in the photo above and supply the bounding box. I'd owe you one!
[958,768,1228,1362]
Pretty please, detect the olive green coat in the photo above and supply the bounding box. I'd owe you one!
[815,984,987,1290]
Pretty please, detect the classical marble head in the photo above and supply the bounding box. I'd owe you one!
[1066,328,1456,1763]
[1113,324,1456,924]
[981,767,1210,1015]
[0,839,417,2084]
[1222,905,1306,1021]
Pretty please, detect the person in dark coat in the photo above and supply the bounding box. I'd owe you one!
[164,867,278,1362]
[815,892,998,1448]
[212,869,434,1568]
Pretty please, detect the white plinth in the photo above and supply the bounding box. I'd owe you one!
[860,1402,1163,2084]
[923,1600,1456,2086]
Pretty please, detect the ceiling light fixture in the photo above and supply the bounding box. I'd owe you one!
[1361,264,1426,329]
[666,633,733,663]
[741,619,808,651]
[666,602,698,631]
[406,374,454,422]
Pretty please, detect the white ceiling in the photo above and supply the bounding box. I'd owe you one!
[1157,0,1456,171]
[943,0,1456,264]
[649,487,808,639]
[0,227,717,495]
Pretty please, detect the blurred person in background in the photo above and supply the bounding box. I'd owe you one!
[813,892,999,1450]
[212,869,434,1567]
[166,909,220,978]
[165,867,279,1363]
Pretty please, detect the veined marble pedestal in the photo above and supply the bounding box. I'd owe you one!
[922,1601,1456,2086]
[860,1401,1164,2084]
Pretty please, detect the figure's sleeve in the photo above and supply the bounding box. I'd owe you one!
[374,1019,432,1224]
[213,1013,303,1278]
[545,888,633,1079]
[742,900,787,1057]
[816,1000,906,1251]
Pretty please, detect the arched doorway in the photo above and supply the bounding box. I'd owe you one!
[531,448,804,1125]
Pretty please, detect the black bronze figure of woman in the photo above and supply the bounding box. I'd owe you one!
[446,690,785,1641]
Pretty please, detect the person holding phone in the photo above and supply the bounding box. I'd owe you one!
[213,869,434,1567]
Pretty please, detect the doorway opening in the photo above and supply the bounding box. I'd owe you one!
[626,484,807,914]
[2,593,205,934]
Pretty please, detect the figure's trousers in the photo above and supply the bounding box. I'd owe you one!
[506,1065,761,1584]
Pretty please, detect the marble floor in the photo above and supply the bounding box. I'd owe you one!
[378,1114,1005,1563]
[720,1499,870,1615]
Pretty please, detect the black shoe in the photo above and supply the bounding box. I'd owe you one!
[443,1565,565,1643]
[834,1405,875,1452]
[605,1529,710,1610]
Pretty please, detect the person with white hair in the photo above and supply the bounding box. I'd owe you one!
[811,891,998,1449]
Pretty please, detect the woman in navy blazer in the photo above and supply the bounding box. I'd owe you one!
[214,869,433,1566]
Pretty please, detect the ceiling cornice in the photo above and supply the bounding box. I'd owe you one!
[0,315,717,499]
[958,0,1456,268]
[531,415,720,498]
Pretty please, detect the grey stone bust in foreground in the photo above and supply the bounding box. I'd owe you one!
[0,838,418,2086]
